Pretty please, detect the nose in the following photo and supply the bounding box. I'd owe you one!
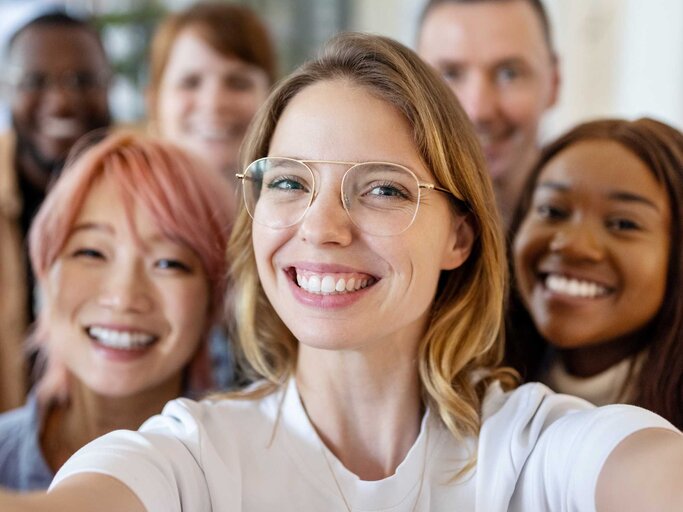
[97,260,154,314]
[198,78,232,113]
[41,82,80,114]
[458,73,498,124]
[297,181,354,246]
[548,221,605,262]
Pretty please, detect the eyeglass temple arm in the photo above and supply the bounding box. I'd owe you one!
[419,183,471,213]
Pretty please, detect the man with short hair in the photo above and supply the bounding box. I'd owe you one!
[0,11,111,411]
[417,0,559,226]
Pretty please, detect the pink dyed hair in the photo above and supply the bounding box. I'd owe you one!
[29,131,233,397]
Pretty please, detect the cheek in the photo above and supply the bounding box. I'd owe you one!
[500,88,546,126]
[157,88,188,125]
[171,280,211,336]
[512,224,542,295]
[44,264,81,318]
[252,226,288,272]
[626,244,669,305]
[84,94,109,117]
[10,95,35,126]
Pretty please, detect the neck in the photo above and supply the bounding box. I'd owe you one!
[296,340,423,480]
[558,330,647,378]
[15,145,55,192]
[41,374,183,472]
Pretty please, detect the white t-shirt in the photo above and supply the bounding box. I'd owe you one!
[51,380,676,511]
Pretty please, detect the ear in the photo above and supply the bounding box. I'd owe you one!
[440,212,476,270]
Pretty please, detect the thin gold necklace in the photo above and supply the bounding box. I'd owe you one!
[319,423,429,512]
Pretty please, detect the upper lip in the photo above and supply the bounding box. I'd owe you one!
[286,261,380,277]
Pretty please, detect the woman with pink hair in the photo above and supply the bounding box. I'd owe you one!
[0,132,232,490]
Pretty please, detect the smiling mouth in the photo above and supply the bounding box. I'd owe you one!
[540,273,612,299]
[288,268,377,295]
[86,326,158,351]
[40,117,84,139]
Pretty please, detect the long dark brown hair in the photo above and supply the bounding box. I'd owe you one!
[506,118,683,428]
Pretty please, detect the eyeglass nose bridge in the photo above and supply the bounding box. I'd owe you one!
[297,160,358,225]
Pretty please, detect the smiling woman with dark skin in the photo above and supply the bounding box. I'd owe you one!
[507,118,683,428]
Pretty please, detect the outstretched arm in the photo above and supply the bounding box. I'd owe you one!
[0,474,145,512]
[597,428,683,512]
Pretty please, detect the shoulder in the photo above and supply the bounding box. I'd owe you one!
[475,381,677,511]
[0,400,37,452]
[139,386,283,448]
[0,397,53,490]
[481,380,672,436]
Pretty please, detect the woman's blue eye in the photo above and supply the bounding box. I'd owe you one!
[268,176,308,191]
[366,182,410,200]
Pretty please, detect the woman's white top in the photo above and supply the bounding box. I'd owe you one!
[51,379,676,512]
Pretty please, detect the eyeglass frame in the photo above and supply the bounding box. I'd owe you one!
[236,157,471,236]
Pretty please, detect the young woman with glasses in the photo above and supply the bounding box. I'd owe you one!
[1,33,681,512]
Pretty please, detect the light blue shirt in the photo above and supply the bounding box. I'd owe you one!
[0,393,54,490]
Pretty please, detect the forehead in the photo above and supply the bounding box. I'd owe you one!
[420,1,551,65]
[538,139,665,200]
[74,175,158,239]
[10,24,107,71]
[269,80,428,175]
[163,29,244,73]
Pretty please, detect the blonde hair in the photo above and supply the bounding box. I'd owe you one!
[227,33,516,452]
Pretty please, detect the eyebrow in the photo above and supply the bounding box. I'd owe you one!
[69,222,113,234]
[537,181,662,213]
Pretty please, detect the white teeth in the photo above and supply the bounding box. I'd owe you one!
[41,117,82,138]
[87,326,156,350]
[545,274,609,298]
[321,276,336,293]
[296,271,374,295]
[308,275,321,293]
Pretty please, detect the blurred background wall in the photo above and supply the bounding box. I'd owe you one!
[1,0,681,140]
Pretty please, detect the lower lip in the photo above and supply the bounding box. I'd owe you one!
[90,339,155,362]
[287,275,374,309]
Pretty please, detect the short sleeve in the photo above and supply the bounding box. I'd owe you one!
[477,383,678,512]
[513,403,676,512]
[49,399,212,512]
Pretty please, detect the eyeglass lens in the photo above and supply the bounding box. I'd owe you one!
[241,158,422,236]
